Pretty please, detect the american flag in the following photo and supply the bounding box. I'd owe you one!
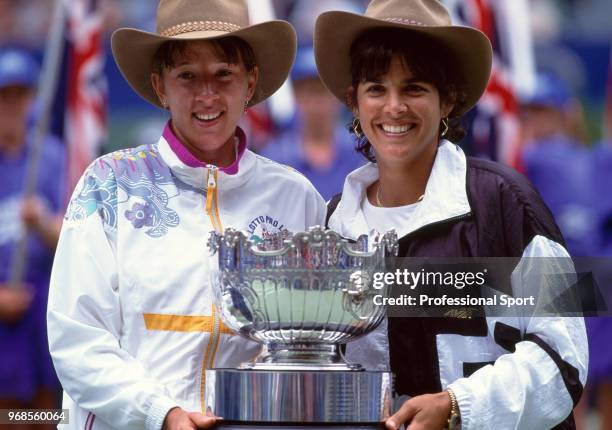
[445,0,535,169]
[53,0,107,198]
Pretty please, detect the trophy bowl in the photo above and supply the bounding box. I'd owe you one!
[208,226,398,370]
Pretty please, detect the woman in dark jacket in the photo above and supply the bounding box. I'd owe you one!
[315,0,587,429]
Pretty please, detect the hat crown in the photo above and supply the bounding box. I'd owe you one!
[155,0,249,35]
[365,0,451,27]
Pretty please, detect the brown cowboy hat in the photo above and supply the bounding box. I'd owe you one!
[314,0,492,115]
[112,0,296,108]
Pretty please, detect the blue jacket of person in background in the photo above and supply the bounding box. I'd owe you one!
[520,72,599,256]
[0,48,64,405]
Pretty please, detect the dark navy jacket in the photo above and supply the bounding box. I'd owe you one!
[326,141,586,429]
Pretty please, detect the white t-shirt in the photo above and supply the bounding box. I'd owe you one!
[361,193,420,240]
[346,194,421,371]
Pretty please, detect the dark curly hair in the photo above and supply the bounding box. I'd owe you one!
[346,28,469,163]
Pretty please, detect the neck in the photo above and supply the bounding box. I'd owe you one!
[170,122,237,168]
[371,145,438,207]
[300,120,336,169]
[302,137,335,170]
[190,140,236,168]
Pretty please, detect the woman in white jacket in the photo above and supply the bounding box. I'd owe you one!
[47,1,325,429]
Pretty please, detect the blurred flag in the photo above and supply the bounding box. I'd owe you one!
[52,0,107,198]
[445,0,535,169]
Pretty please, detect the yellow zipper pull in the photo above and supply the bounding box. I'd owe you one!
[205,166,223,233]
[206,166,217,215]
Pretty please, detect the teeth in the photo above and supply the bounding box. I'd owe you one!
[195,112,222,121]
[381,124,411,134]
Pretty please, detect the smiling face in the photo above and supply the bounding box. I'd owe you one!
[354,57,452,167]
[151,40,258,166]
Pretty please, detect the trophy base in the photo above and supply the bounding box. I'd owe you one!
[242,343,362,372]
[204,369,392,424]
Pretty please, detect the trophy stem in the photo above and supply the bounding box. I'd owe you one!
[243,343,363,371]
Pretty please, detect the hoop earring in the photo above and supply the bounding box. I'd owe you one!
[440,117,449,138]
[352,117,363,138]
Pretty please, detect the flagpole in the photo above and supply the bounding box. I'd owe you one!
[9,0,67,285]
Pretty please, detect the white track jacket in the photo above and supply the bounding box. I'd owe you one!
[47,130,326,430]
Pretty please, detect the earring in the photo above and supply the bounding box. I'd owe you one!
[244,99,250,113]
[160,97,167,109]
[440,117,449,138]
[352,117,363,138]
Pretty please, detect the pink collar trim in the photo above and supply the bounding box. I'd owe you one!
[162,121,246,175]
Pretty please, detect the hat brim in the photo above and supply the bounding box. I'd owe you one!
[111,20,296,108]
[314,11,492,116]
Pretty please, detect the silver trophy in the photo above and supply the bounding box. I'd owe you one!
[205,226,398,429]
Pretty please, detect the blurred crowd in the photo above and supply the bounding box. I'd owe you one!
[0,48,63,430]
[1,0,612,429]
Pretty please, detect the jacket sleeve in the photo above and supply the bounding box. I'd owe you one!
[448,235,588,429]
[47,166,178,430]
[305,184,327,229]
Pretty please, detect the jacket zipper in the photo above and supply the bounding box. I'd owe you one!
[202,166,223,411]
[205,166,223,234]
[208,305,221,368]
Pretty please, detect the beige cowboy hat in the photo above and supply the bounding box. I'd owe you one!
[314,0,492,115]
[111,0,296,108]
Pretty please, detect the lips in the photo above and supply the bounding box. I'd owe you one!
[378,123,416,135]
[193,111,223,122]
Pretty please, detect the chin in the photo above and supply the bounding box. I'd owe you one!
[378,144,433,165]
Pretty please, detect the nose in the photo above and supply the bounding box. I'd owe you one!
[194,80,220,104]
[384,89,407,116]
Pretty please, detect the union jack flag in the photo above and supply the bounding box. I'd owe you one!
[52,0,107,199]
[445,0,535,169]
